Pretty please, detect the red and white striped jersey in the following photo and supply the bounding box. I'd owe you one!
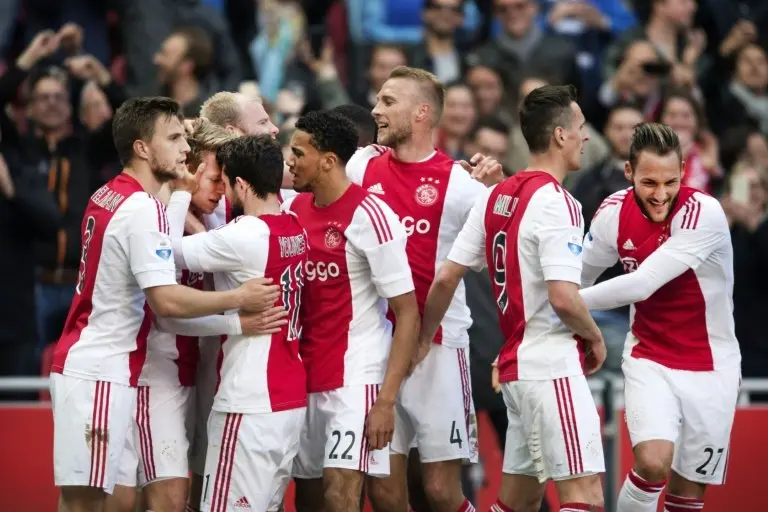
[583,186,741,371]
[52,174,178,387]
[285,184,414,393]
[175,212,309,413]
[346,146,485,348]
[448,171,587,382]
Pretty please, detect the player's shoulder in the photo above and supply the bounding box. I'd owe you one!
[595,187,631,215]
[281,191,312,213]
[348,145,389,169]
[527,181,582,224]
[673,189,728,232]
[448,160,486,192]
[349,190,401,243]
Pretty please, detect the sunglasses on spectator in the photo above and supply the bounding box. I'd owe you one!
[426,1,463,13]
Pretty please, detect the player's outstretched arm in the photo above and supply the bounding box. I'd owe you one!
[144,278,280,318]
[419,260,469,351]
[366,290,420,450]
[155,306,288,336]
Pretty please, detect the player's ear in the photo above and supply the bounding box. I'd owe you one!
[553,127,565,149]
[322,152,337,171]
[415,102,430,124]
[624,161,633,182]
[133,139,150,162]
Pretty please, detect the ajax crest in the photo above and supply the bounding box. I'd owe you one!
[324,227,342,249]
[415,176,440,206]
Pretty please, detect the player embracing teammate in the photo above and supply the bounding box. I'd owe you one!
[581,122,741,512]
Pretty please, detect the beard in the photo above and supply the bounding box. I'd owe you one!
[149,154,181,184]
[633,185,679,222]
[293,179,313,193]
[230,197,245,219]
[378,122,412,148]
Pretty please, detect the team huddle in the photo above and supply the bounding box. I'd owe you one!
[50,66,741,512]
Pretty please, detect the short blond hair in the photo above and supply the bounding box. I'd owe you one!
[388,66,445,126]
[186,117,239,172]
[200,91,255,130]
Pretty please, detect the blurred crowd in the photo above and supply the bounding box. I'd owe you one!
[0,0,766,412]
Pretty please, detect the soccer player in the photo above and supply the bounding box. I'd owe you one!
[580,123,741,512]
[50,97,280,512]
[420,85,607,512]
[110,119,287,512]
[346,66,501,512]
[284,111,419,512]
[165,134,309,512]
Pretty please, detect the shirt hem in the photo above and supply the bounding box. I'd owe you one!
[212,398,307,414]
[53,367,133,387]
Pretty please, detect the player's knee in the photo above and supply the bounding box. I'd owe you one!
[368,478,408,512]
[61,486,106,512]
[421,470,463,510]
[145,478,189,512]
[635,456,672,483]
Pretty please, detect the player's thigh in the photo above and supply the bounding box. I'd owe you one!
[672,366,740,486]
[136,385,192,487]
[189,341,218,477]
[519,376,605,482]
[114,416,138,490]
[402,345,477,464]
[51,374,136,493]
[201,408,304,512]
[389,400,416,458]
[293,393,326,480]
[498,383,537,481]
[623,356,682,446]
[320,384,391,477]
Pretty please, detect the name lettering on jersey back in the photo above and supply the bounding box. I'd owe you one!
[305,260,340,282]
[493,194,518,217]
[402,216,431,237]
[90,185,126,212]
[279,234,308,259]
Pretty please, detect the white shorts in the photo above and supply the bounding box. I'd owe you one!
[391,344,478,463]
[293,384,390,479]
[189,338,220,476]
[117,385,194,487]
[500,375,605,483]
[201,408,305,512]
[50,373,136,493]
[622,356,740,485]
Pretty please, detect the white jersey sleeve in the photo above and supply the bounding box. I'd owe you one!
[533,186,585,285]
[348,195,415,298]
[662,193,730,270]
[346,145,388,185]
[155,313,242,337]
[448,185,493,271]
[178,217,269,274]
[452,163,488,220]
[582,193,622,269]
[128,195,178,290]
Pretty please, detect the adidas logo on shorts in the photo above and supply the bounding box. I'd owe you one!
[234,496,252,509]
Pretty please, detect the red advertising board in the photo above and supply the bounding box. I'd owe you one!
[1,405,763,511]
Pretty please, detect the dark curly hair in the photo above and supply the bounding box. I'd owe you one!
[216,134,283,199]
[295,110,358,164]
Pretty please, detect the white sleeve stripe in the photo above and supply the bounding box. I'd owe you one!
[152,196,168,235]
[680,197,702,230]
[361,196,393,244]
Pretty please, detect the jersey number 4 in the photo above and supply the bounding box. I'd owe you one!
[492,232,508,313]
[75,216,96,295]
[280,262,304,341]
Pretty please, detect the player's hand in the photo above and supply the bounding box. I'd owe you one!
[239,306,289,335]
[583,338,607,375]
[491,357,500,394]
[407,340,431,376]
[365,398,395,450]
[238,278,281,313]
[459,153,504,186]
[171,163,202,193]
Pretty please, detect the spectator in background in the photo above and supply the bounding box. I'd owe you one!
[721,165,768,386]
[250,0,305,104]
[465,59,511,124]
[353,44,408,108]
[473,0,580,98]
[719,125,768,172]
[462,115,510,165]
[154,27,215,118]
[436,82,478,158]
[540,0,637,103]
[603,0,709,92]
[0,31,125,355]
[659,88,722,193]
[0,142,60,394]
[408,0,470,84]
[716,44,768,135]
